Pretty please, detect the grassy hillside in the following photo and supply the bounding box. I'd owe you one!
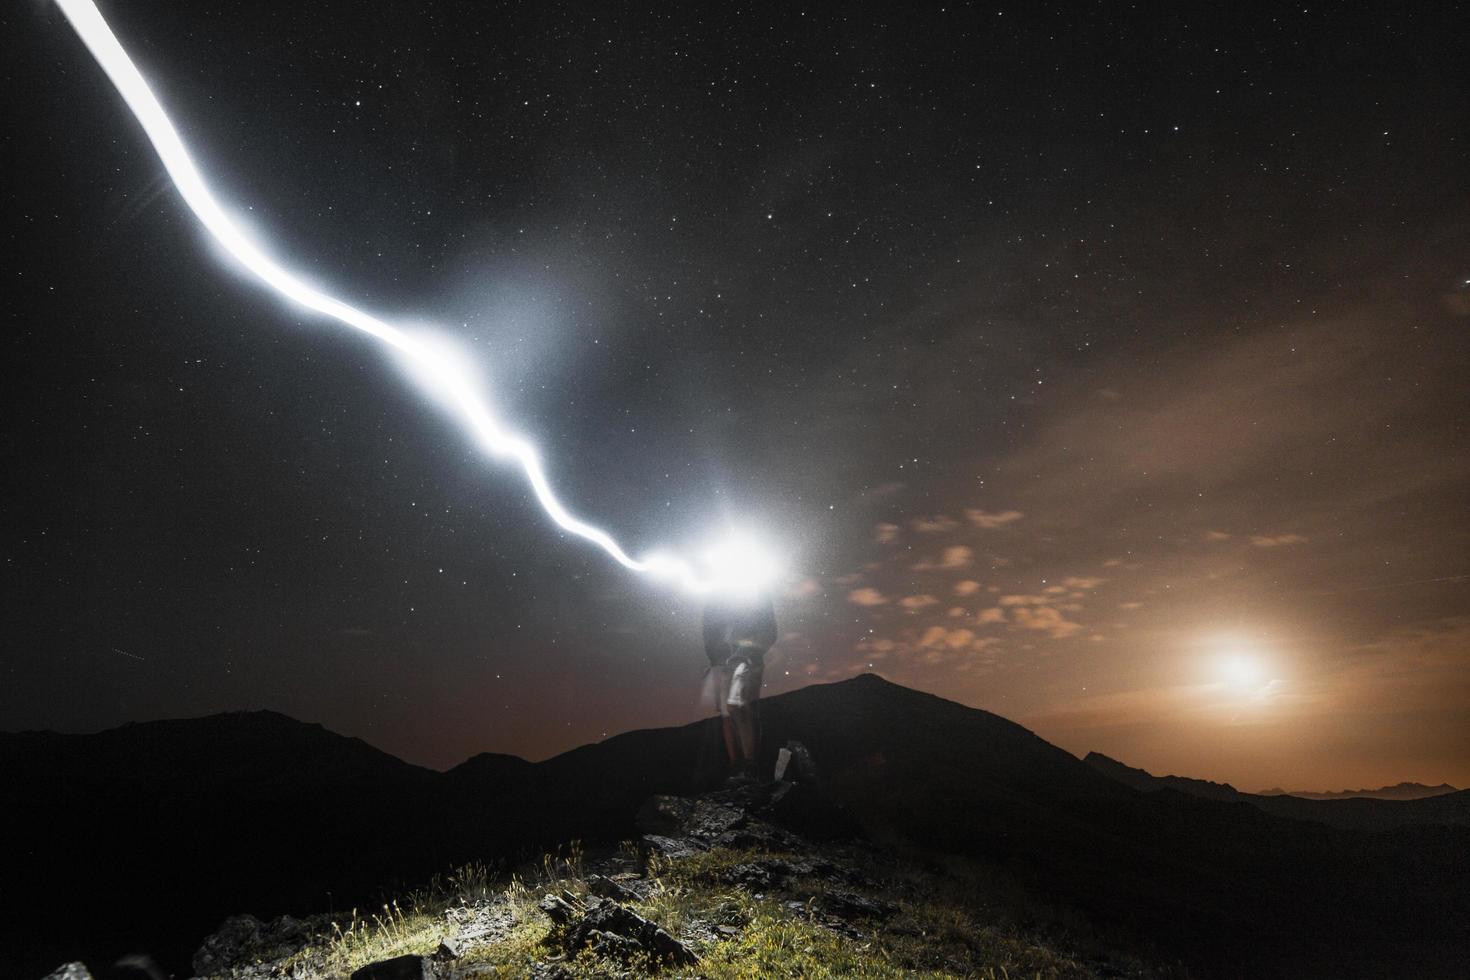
[194,839,1160,980]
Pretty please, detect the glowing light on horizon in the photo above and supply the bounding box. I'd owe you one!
[1220,653,1267,687]
[52,0,768,597]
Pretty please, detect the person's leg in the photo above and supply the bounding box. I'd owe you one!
[733,702,759,775]
[715,666,739,768]
[721,715,739,767]
[730,653,764,776]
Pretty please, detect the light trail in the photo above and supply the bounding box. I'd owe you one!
[53,0,773,597]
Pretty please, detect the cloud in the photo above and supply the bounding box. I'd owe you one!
[999,594,1053,606]
[914,545,974,571]
[785,578,820,599]
[874,522,901,544]
[954,579,982,596]
[847,587,889,606]
[1250,533,1309,547]
[919,626,978,650]
[1062,576,1106,590]
[899,594,940,611]
[854,637,897,660]
[965,508,1024,529]
[912,515,959,534]
[1010,605,1084,639]
[977,607,1007,625]
[1204,530,1232,541]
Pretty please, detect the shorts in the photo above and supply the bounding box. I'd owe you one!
[713,652,765,715]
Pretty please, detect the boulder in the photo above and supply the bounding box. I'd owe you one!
[814,888,897,921]
[191,914,262,975]
[349,954,439,980]
[686,799,747,838]
[640,794,748,840]
[784,740,820,783]
[760,779,863,841]
[586,873,638,902]
[41,964,93,980]
[640,834,704,860]
[634,795,693,835]
[191,913,317,977]
[535,893,579,926]
[720,862,775,889]
[562,897,697,966]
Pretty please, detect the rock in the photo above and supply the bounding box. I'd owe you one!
[434,936,464,961]
[41,964,93,980]
[190,912,321,977]
[563,897,698,966]
[584,928,642,960]
[536,893,579,926]
[634,795,693,835]
[769,856,823,877]
[640,792,747,840]
[685,798,747,839]
[721,862,775,889]
[445,900,517,942]
[191,913,263,975]
[709,820,803,852]
[784,740,820,783]
[640,834,704,859]
[760,779,863,842]
[349,954,439,980]
[586,873,638,902]
[814,888,897,920]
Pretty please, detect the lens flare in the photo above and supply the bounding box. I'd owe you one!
[699,532,783,598]
[52,0,763,597]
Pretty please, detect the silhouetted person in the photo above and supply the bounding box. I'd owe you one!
[703,590,777,782]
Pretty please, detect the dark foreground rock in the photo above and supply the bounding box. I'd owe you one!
[349,954,439,980]
[193,913,321,977]
[635,774,859,860]
[537,889,697,967]
[41,965,93,980]
[565,897,698,966]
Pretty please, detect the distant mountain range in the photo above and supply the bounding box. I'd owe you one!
[1083,751,1470,830]
[1257,781,1460,800]
[6,675,1468,979]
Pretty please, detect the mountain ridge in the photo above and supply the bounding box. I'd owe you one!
[7,674,1469,979]
[1083,750,1470,831]
[1257,781,1459,800]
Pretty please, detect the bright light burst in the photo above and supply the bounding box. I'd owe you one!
[1220,653,1266,687]
[53,0,766,597]
[698,531,783,599]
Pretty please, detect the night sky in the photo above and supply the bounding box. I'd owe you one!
[5,2,1467,790]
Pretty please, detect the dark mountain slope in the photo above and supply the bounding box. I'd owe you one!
[5,712,444,979]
